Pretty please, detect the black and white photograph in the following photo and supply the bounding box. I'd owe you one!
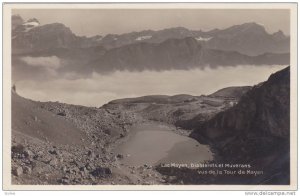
[2,2,298,191]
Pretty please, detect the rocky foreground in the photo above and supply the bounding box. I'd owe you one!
[11,67,290,185]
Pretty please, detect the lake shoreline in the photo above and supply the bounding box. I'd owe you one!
[113,122,213,168]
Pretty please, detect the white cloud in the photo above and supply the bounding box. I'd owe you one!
[20,56,61,69]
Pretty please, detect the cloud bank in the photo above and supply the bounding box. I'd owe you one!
[21,56,61,69]
[15,65,287,107]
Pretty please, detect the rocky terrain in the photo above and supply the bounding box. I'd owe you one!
[11,82,251,185]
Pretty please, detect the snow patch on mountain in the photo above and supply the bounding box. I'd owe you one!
[136,35,152,41]
[24,21,40,27]
[23,22,39,31]
[195,36,212,41]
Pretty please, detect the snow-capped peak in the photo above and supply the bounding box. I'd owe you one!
[22,18,40,32]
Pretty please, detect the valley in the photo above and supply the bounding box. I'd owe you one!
[11,66,290,185]
[9,13,291,186]
[11,82,244,185]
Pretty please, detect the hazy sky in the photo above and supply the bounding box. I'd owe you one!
[13,9,290,36]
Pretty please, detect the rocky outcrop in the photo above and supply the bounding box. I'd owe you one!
[204,23,290,56]
[12,23,80,54]
[155,67,291,185]
[191,66,290,141]
[189,67,290,184]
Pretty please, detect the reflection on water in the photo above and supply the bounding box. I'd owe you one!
[115,124,213,167]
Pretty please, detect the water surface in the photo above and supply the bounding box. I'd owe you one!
[115,124,213,167]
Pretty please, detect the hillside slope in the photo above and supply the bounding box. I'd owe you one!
[12,91,88,145]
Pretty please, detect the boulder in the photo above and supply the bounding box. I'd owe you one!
[87,150,95,158]
[49,158,58,166]
[59,176,70,184]
[62,166,67,173]
[12,166,23,176]
[23,166,32,174]
[24,149,34,158]
[48,149,58,155]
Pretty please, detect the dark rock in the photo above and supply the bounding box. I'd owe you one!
[48,149,58,155]
[91,167,112,177]
[33,154,39,160]
[57,112,66,116]
[104,129,111,135]
[12,144,25,154]
[120,133,125,138]
[23,166,32,174]
[23,149,34,158]
[87,150,95,158]
[59,176,70,184]
[79,166,85,171]
[29,160,37,169]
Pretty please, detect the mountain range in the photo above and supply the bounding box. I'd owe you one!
[11,15,290,76]
[12,15,289,56]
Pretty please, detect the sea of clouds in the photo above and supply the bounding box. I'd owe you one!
[15,64,287,107]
